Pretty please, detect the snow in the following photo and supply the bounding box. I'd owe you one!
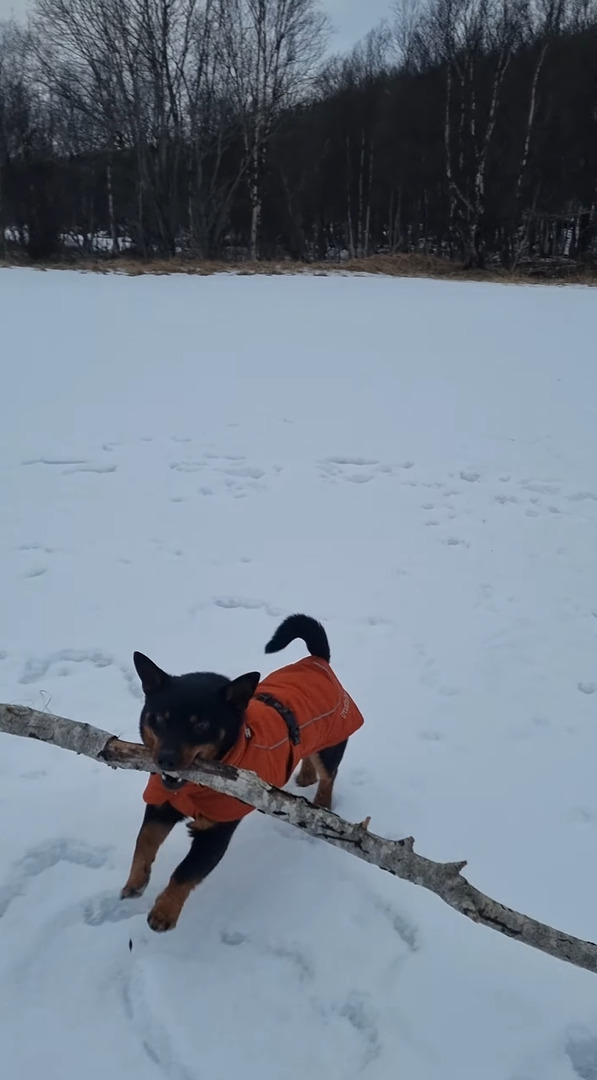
[1,267,597,1079]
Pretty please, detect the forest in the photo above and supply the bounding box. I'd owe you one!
[0,0,595,269]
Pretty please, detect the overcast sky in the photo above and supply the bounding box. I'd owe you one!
[0,0,393,52]
[324,0,392,49]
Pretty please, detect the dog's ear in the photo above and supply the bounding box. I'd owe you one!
[133,651,170,695]
[224,672,260,710]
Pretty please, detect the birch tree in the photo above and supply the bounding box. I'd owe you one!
[394,0,525,266]
[217,0,329,259]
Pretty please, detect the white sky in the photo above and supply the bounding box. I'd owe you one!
[0,0,393,52]
[324,0,393,49]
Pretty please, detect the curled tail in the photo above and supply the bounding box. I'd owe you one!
[265,614,331,663]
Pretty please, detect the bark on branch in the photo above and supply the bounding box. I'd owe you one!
[1,702,596,975]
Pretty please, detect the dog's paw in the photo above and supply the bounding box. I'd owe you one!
[295,772,315,788]
[121,878,149,900]
[146,882,191,932]
[147,903,178,933]
[295,757,317,787]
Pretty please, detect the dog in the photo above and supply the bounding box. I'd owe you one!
[121,614,364,932]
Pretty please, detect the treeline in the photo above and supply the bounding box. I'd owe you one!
[0,0,596,268]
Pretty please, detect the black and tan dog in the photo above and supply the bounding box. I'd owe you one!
[121,614,364,931]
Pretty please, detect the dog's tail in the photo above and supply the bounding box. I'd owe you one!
[265,614,331,663]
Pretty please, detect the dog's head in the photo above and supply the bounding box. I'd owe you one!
[133,652,260,791]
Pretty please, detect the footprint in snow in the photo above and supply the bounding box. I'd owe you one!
[267,941,314,982]
[21,457,88,466]
[62,464,117,474]
[204,452,246,462]
[212,597,286,617]
[318,458,378,485]
[118,967,195,1080]
[371,896,420,952]
[521,480,560,495]
[325,456,380,467]
[170,461,205,473]
[346,473,373,484]
[569,807,597,826]
[566,1030,597,1080]
[0,839,110,919]
[224,465,265,479]
[578,682,597,696]
[221,929,248,947]
[19,648,114,685]
[339,991,381,1066]
[83,892,146,926]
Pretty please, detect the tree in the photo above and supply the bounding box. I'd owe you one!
[217,0,329,259]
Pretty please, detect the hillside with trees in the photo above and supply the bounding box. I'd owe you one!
[0,0,595,270]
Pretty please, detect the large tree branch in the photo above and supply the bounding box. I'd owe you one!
[1,702,596,975]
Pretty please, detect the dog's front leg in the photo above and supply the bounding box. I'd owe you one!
[147,819,240,933]
[121,802,184,899]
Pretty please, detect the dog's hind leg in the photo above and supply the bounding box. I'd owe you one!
[295,755,317,787]
[121,802,184,899]
[312,739,348,810]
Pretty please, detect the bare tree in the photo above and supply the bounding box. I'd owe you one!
[217,0,329,258]
[394,0,526,266]
[33,0,205,254]
[0,22,30,253]
[328,27,390,258]
[511,0,567,265]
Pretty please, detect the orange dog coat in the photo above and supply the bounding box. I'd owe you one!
[143,656,364,823]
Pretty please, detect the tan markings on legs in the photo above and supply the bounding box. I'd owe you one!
[147,878,200,932]
[312,754,335,810]
[121,819,175,899]
[296,755,317,787]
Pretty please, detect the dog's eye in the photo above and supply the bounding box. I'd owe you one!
[192,719,209,735]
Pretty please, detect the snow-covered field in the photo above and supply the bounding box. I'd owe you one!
[1,268,597,1080]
